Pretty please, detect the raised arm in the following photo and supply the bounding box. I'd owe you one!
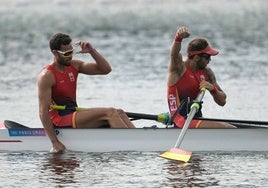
[74,41,112,75]
[168,27,190,86]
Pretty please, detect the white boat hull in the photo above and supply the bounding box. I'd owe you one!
[1,128,268,152]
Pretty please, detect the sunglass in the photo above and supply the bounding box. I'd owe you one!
[56,48,74,57]
[200,53,211,60]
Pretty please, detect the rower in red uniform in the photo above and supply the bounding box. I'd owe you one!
[45,64,78,127]
[167,26,236,128]
[38,33,135,153]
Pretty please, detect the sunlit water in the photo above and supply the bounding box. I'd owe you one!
[0,0,268,187]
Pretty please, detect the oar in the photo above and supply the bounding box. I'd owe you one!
[125,112,268,127]
[194,117,268,127]
[50,105,268,127]
[159,88,206,162]
[125,112,170,124]
[50,105,170,124]
[50,105,84,111]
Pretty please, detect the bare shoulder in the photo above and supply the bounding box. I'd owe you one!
[71,59,101,75]
[37,68,54,87]
[71,59,83,70]
[205,67,216,83]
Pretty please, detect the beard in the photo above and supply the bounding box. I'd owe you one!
[58,57,72,66]
[196,60,207,70]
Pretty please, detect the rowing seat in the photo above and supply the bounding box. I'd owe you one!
[4,120,30,129]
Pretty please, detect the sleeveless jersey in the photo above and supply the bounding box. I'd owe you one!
[167,66,208,117]
[46,64,78,116]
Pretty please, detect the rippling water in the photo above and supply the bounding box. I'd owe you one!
[1,151,268,187]
[0,0,268,187]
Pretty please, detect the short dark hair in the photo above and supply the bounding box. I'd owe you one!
[49,33,72,51]
[187,38,208,58]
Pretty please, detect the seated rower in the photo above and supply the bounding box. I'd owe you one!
[38,33,135,152]
[167,26,236,128]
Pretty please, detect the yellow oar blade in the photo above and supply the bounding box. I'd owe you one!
[159,148,192,163]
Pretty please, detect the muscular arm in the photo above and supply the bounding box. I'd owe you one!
[168,41,185,86]
[78,49,112,75]
[167,27,190,86]
[37,70,66,152]
[202,68,227,106]
[73,41,112,75]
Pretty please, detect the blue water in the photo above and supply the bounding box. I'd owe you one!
[0,0,268,187]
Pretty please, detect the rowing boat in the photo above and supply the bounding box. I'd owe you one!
[1,120,268,152]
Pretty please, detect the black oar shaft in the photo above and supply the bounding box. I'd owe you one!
[194,117,268,125]
[126,112,158,121]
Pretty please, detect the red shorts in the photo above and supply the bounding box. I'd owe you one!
[50,110,77,128]
[173,114,202,128]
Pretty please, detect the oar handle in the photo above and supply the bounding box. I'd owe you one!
[195,87,206,102]
[50,105,84,111]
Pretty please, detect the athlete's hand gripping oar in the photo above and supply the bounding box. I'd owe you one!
[159,88,206,162]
